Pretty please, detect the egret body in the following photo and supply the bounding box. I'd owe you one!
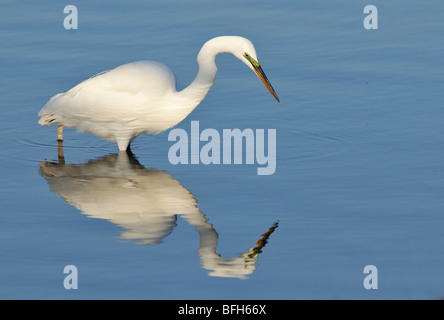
[38,36,279,151]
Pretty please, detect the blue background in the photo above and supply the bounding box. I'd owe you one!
[0,0,443,299]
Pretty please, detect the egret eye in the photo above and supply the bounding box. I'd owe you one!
[244,53,260,68]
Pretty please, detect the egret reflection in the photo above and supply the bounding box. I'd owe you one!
[39,148,277,279]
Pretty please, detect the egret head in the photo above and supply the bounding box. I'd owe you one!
[199,36,280,102]
[231,37,280,102]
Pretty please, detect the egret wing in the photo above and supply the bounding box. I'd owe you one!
[39,61,177,124]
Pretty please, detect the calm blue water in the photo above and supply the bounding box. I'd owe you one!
[1,0,444,299]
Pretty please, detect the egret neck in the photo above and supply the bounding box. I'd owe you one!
[176,37,223,109]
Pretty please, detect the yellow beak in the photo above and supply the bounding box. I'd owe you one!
[253,64,280,102]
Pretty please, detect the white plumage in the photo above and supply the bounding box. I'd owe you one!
[38,36,279,151]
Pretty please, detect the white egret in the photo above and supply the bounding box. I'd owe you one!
[38,36,279,151]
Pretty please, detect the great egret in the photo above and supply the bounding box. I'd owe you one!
[38,36,279,151]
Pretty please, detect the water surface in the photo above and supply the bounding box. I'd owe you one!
[1,0,444,299]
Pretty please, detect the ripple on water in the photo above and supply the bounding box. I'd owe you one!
[3,120,170,167]
[278,125,383,166]
[3,123,116,166]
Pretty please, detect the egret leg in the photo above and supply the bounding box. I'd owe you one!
[57,124,64,141]
[117,138,131,153]
[57,140,65,165]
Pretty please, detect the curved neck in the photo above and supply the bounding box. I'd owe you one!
[177,37,232,106]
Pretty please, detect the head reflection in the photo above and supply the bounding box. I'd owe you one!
[39,150,277,279]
